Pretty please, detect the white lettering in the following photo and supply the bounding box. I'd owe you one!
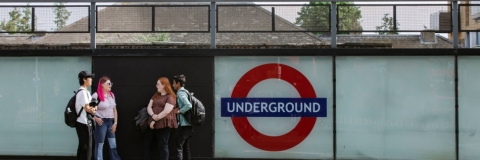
[286,103,294,112]
[295,102,303,112]
[268,103,277,112]
[260,102,267,113]
[246,102,253,112]
[313,103,321,112]
[236,102,243,112]
[253,102,260,113]
[278,102,285,112]
[304,103,311,112]
[227,102,235,112]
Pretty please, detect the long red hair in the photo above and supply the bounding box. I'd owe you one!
[153,77,176,100]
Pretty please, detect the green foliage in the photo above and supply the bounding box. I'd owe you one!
[131,33,171,43]
[53,2,72,31]
[376,13,400,35]
[295,1,363,35]
[0,5,32,33]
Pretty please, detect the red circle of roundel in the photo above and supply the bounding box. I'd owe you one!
[231,63,317,151]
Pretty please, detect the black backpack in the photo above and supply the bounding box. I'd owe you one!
[179,90,205,126]
[64,89,84,128]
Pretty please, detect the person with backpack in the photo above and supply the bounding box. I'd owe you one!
[91,76,121,160]
[143,77,178,160]
[76,71,98,160]
[172,75,194,160]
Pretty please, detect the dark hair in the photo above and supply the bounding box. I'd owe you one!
[173,74,186,87]
[79,78,85,86]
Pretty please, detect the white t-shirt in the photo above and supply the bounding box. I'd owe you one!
[75,87,92,124]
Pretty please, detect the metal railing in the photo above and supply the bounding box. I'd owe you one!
[0,5,90,33]
[216,4,330,32]
[1,2,477,49]
[95,5,210,33]
[337,4,452,33]
[459,4,480,32]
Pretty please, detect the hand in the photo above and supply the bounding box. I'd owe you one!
[111,124,117,133]
[94,117,103,126]
[150,121,155,129]
[152,115,160,121]
[174,108,180,114]
[87,106,96,114]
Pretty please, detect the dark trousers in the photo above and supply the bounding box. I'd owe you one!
[143,128,171,160]
[76,122,93,160]
[176,126,193,160]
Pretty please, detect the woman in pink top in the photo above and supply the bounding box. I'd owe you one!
[92,76,121,160]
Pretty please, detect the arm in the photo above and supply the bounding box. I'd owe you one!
[82,91,96,114]
[114,107,118,125]
[84,104,96,114]
[155,103,174,120]
[91,93,99,117]
[91,93,103,125]
[111,106,118,133]
[147,99,154,117]
[178,91,192,114]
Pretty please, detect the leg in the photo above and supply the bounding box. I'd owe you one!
[175,127,185,160]
[105,119,121,160]
[87,124,93,160]
[156,128,171,160]
[75,122,89,160]
[143,129,155,160]
[176,127,194,160]
[93,118,108,160]
[182,127,193,160]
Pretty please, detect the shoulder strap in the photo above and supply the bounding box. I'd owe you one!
[75,89,85,117]
[77,108,84,117]
[179,90,192,102]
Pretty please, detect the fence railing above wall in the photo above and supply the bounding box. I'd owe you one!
[216,4,330,32]
[96,5,210,33]
[337,4,452,33]
[0,5,90,33]
[459,4,480,32]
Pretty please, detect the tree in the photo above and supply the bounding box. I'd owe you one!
[53,2,72,31]
[295,1,363,35]
[376,13,400,35]
[0,5,32,33]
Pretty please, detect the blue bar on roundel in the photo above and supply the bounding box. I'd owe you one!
[221,98,327,117]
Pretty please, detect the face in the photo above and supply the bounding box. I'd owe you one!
[84,77,93,86]
[102,80,112,92]
[156,80,164,92]
[172,80,180,91]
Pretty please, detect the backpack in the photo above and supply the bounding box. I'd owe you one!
[64,89,84,128]
[179,90,205,126]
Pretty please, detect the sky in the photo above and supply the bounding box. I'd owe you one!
[0,1,452,37]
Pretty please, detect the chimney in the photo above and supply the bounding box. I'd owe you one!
[421,31,436,43]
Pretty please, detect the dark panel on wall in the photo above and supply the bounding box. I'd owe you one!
[92,56,214,159]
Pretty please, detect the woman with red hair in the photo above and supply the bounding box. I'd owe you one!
[92,76,121,160]
[143,77,178,160]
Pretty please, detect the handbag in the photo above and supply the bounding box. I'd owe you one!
[139,118,150,133]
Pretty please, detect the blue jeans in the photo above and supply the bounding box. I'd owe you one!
[143,128,171,160]
[94,118,121,160]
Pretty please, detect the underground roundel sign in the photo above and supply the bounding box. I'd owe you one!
[221,63,327,151]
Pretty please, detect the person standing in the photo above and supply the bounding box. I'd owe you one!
[92,76,121,160]
[143,77,178,160]
[172,75,193,160]
[76,71,97,160]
